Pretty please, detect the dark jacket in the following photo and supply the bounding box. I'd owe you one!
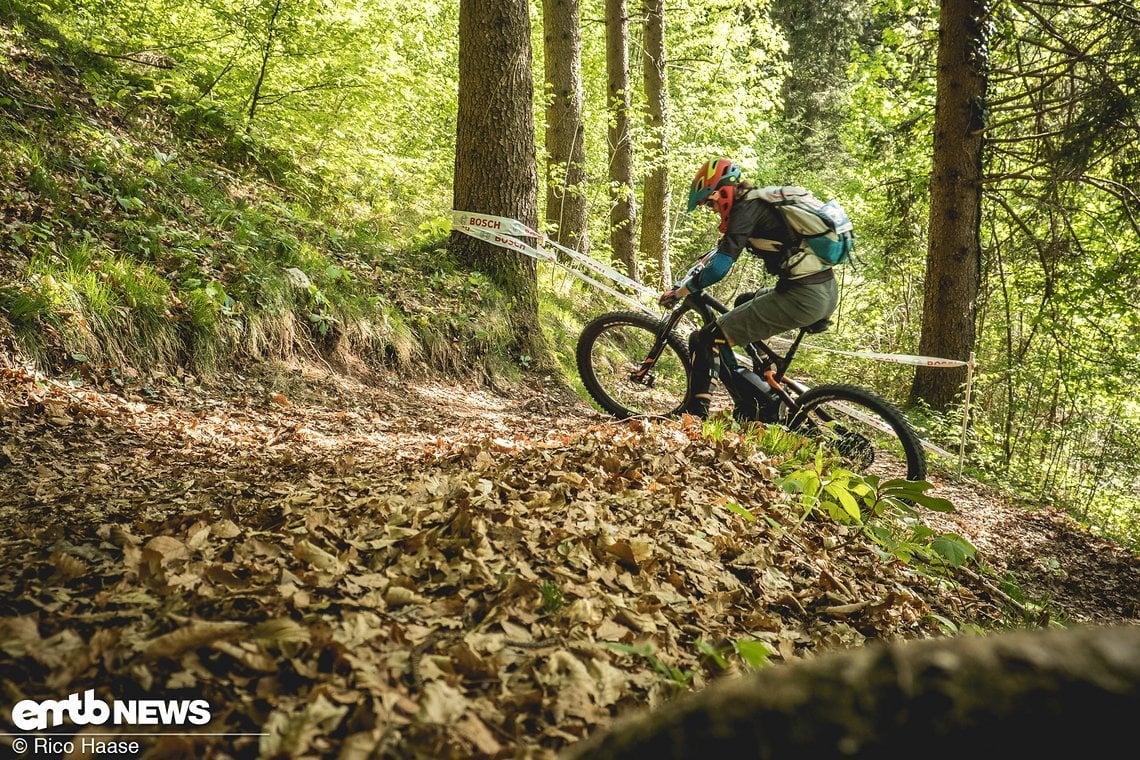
[691,191,830,291]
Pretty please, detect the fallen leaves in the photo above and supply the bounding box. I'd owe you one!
[1,363,1130,758]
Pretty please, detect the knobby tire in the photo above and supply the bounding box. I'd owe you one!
[789,383,927,480]
[576,311,690,419]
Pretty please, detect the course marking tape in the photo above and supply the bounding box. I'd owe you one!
[452,210,655,297]
[558,265,654,314]
[452,211,542,239]
[455,224,553,262]
[452,211,972,371]
[767,336,971,368]
[808,347,968,368]
[541,236,656,296]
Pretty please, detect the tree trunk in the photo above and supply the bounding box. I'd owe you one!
[605,0,638,280]
[774,0,862,159]
[564,624,1140,759]
[450,0,547,364]
[542,0,590,254]
[246,0,284,131]
[909,0,989,411]
[639,0,670,288]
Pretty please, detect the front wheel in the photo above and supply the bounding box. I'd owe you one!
[576,311,691,419]
[788,384,927,481]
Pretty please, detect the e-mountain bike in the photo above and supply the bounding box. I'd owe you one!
[576,254,927,480]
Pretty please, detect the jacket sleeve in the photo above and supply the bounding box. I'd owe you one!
[688,251,735,290]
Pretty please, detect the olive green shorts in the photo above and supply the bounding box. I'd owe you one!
[718,278,839,347]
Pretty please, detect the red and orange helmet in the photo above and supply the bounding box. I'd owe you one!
[686,158,742,213]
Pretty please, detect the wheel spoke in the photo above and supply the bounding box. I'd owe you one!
[791,384,926,480]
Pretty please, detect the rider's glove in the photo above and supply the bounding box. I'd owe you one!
[658,289,681,308]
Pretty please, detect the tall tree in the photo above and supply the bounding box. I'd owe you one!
[639,0,670,287]
[605,0,638,280]
[773,0,864,159]
[542,0,590,253]
[909,0,990,411]
[451,0,546,362]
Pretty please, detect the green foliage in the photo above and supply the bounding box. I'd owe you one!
[606,641,694,689]
[0,8,529,377]
[778,457,972,569]
[697,638,773,672]
[538,580,565,614]
[3,0,1139,546]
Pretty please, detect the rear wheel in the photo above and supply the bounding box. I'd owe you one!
[576,311,691,419]
[788,383,926,480]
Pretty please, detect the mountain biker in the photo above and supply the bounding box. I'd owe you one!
[658,158,840,419]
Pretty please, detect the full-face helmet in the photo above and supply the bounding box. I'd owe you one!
[686,158,742,231]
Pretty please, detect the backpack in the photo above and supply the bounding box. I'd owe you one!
[748,186,855,266]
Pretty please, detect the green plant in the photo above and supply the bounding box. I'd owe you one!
[606,642,694,689]
[700,414,733,442]
[697,638,773,672]
[745,422,814,460]
[777,450,974,568]
[538,580,564,614]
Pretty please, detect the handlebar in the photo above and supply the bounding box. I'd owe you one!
[671,247,718,291]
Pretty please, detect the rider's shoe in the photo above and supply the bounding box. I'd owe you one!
[731,398,760,423]
[732,408,756,423]
[682,394,711,418]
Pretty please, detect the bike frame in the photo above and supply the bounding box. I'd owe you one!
[630,288,814,412]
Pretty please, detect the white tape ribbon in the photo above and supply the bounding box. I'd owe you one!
[451,210,973,371]
[452,210,656,298]
[455,224,553,262]
[541,236,657,297]
[768,336,970,368]
[559,266,651,313]
[814,348,969,368]
[452,211,542,239]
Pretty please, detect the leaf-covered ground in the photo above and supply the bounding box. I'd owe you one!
[1,359,1138,759]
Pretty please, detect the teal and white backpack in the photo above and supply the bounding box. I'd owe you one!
[748,186,855,266]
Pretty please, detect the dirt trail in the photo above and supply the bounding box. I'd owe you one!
[1,361,1137,758]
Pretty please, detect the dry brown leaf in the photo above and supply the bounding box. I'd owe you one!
[260,693,347,757]
[454,713,503,756]
[1,362,1128,760]
[418,680,469,724]
[385,586,424,606]
[141,620,246,660]
[142,535,189,567]
[292,538,339,571]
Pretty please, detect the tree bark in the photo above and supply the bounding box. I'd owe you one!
[639,0,670,288]
[450,0,547,364]
[605,0,638,280]
[909,0,989,411]
[543,0,590,254]
[563,624,1140,759]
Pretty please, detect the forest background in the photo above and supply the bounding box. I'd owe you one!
[1,0,1138,549]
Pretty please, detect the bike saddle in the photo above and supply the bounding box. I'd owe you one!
[803,317,831,334]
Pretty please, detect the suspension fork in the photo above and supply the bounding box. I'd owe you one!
[629,307,690,384]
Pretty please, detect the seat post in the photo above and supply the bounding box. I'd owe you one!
[785,328,809,361]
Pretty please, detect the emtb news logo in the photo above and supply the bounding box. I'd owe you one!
[11,690,211,730]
